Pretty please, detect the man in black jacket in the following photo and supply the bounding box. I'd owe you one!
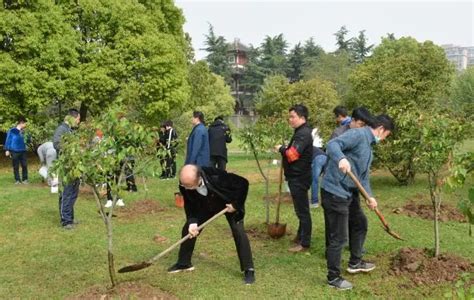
[208,116,232,170]
[276,104,313,252]
[167,164,255,284]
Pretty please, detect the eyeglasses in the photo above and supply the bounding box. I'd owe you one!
[179,177,202,190]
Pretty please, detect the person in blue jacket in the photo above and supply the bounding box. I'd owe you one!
[4,116,29,184]
[185,111,210,167]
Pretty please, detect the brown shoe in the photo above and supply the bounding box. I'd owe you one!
[288,244,309,253]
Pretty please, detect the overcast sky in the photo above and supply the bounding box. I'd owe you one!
[175,0,473,60]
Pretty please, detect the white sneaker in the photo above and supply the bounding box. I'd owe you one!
[310,203,319,208]
[105,200,113,208]
[116,198,125,207]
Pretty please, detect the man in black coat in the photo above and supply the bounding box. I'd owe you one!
[167,164,255,284]
[208,116,232,170]
[276,104,313,253]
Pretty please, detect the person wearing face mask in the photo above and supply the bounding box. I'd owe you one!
[321,114,395,290]
[167,164,255,285]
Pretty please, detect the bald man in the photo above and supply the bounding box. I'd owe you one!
[167,164,255,285]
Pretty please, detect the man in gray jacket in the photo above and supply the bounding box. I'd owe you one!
[321,114,394,290]
[37,141,57,185]
[53,109,81,230]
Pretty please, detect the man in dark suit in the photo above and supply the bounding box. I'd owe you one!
[167,164,255,285]
[208,116,232,170]
[185,111,210,167]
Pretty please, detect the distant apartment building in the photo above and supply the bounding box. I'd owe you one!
[442,44,474,71]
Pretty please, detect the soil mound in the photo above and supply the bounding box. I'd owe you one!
[394,201,466,222]
[390,247,472,285]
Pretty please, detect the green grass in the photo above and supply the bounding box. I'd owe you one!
[0,152,472,299]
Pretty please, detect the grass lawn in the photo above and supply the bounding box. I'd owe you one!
[0,150,472,299]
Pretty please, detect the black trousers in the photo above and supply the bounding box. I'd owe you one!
[164,153,177,177]
[210,155,227,171]
[288,176,312,248]
[177,213,254,271]
[11,151,28,181]
[321,189,368,281]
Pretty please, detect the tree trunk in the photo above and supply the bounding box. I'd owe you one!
[434,196,440,257]
[429,173,441,257]
[107,220,117,287]
[251,145,269,224]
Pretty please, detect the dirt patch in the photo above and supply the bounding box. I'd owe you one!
[390,247,473,286]
[245,224,271,240]
[153,233,169,244]
[263,192,293,204]
[67,282,177,299]
[394,200,466,222]
[118,200,166,218]
[245,223,292,240]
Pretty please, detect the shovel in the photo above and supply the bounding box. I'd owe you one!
[347,170,404,241]
[118,207,229,273]
[268,159,287,238]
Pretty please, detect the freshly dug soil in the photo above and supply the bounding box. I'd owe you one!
[153,233,169,243]
[67,282,178,299]
[118,199,166,218]
[390,247,473,285]
[394,201,466,222]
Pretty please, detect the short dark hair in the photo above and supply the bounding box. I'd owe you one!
[351,107,374,126]
[289,104,309,120]
[371,114,395,132]
[68,108,80,118]
[165,120,173,127]
[333,105,348,117]
[193,111,204,123]
[17,116,27,124]
[214,115,224,122]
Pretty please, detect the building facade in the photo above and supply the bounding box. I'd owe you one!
[442,44,474,71]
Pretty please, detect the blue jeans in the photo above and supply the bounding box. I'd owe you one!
[59,179,80,226]
[311,155,327,204]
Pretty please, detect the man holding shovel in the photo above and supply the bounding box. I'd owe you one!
[321,114,395,290]
[275,104,313,253]
[167,164,255,285]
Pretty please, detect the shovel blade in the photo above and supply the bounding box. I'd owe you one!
[118,261,152,273]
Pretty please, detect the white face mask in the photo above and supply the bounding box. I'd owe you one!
[196,179,208,196]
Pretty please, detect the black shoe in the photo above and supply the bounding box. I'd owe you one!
[244,269,255,285]
[347,260,375,274]
[328,277,353,290]
[167,263,194,273]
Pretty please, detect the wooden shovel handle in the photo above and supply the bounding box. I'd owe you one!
[346,171,371,204]
[149,207,229,264]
